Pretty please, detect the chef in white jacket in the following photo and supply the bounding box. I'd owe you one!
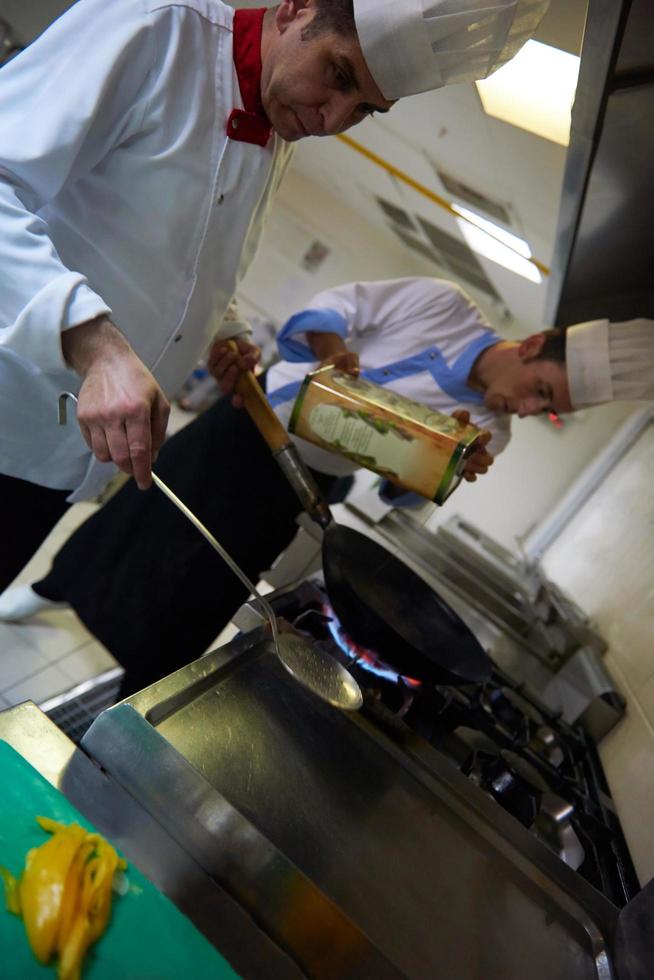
[0,0,548,589]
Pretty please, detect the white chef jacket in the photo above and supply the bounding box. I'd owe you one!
[0,0,293,501]
[266,277,512,478]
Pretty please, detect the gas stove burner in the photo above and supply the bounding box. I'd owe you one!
[464,748,544,827]
[529,725,565,768]
[534,793,585,870]
[319,600,422,691]
[481,685,546,730]
[462,748,585,869]
[252,576,639,907]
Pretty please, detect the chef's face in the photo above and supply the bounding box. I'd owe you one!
[483,336,574,417]
[261,0,395,142]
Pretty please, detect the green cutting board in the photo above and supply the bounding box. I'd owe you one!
[0,739,239,979]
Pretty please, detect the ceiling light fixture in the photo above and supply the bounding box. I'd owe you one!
[476,40,580,147]
[453,204,542,283]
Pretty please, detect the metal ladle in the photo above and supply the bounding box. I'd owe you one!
[58,392,362,711]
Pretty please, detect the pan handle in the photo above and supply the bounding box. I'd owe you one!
[226,342,333,529]
[227,340,290,453]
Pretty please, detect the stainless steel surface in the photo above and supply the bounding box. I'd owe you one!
[57,390,78,426]
[541,647,627,740]
[546,0,654,325]
[340,506,622,735]
[0,702,304,978]
[82,631,623,980]
[274,632,362,710]
[614,876,654,980]
[535,794,586,871]
[273,443,333,529]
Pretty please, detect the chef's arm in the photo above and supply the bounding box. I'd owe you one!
[62,316,170,490]
[0,0,157,375]
[0,0,171,484]
[206,298,264,406]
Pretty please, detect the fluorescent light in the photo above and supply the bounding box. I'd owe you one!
[452,205,531,256]
[453,205,542,283]
[476,40,579,146]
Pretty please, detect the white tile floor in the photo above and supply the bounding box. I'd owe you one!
[0,502,118,708]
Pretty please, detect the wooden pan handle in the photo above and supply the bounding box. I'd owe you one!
[227,340,290,453]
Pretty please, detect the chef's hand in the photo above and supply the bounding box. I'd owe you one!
[308,331,359,376]
[318,350,360,375]
[62,316,170,490]
[451,409,494,483]
[207,337,261,408]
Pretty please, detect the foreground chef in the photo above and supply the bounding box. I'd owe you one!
[3,279,652,702]
[0,0,549,590]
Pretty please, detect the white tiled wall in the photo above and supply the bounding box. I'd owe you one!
[541,421,654,885]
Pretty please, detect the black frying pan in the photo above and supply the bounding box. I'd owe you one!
[322,524,491,685]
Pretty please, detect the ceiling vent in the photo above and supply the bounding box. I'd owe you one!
[376,196,501,301]
[435,171,513,228]
[375,196,418,231]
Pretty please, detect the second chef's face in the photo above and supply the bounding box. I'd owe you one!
[482,335,574,417]
[261,0,394,141]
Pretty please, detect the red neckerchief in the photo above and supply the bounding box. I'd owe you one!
[227,8,272,147]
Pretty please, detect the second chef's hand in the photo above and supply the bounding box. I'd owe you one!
[208,337,261,407]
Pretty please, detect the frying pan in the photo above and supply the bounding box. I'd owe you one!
[231,348,491,686]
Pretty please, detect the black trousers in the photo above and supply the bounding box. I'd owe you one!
[34,394,349,698]
[0,474,71,592]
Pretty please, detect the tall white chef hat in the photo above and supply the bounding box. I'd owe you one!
[353,0,550,100]
[566,318,654,409]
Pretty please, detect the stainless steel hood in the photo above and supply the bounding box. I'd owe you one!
[546,0,654,325]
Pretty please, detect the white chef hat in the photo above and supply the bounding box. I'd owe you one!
[566,318,654,409]
[353,0,550,100]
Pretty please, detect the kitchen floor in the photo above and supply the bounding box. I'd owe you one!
[0,501,115,710]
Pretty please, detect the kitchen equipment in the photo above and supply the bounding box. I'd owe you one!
[79,624,640,980]
[234,576,639,909]
[57,392,362,713]
[289,365,481,503]
[322,524,492,684]
[0,739,237,979]
[222,361,492,685]
[150,472,362,711]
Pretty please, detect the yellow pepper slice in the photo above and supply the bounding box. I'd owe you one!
[2,816,127,979]
[0,865,22,915]
[20,824,87,963]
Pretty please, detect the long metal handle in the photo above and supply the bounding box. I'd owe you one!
[57,391,280,650]
[150,473,280,651]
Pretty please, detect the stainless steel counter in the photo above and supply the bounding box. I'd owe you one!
[2,645,650,980]
[81,631,625,980]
